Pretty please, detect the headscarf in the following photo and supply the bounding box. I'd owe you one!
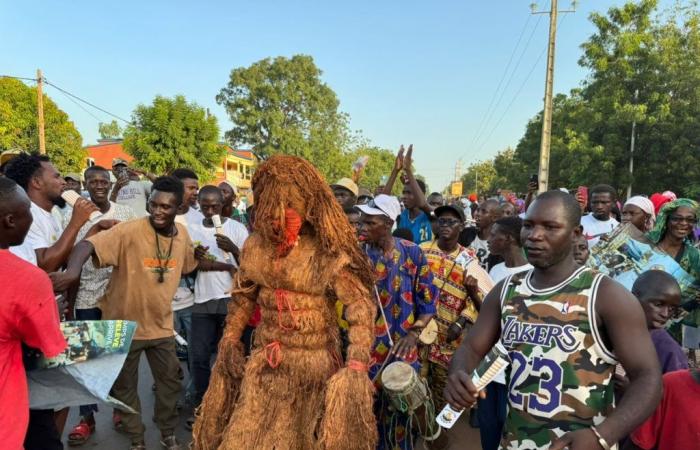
[624,196,656,230]
[650,193,671,215]
[647,198,699,244]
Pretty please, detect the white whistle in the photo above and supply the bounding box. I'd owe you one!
[61,191,102,222]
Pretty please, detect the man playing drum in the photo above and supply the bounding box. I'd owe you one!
[357,195,437,450]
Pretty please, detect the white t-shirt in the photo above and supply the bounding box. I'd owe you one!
[171,207,205,311]
[10,202,64,266]
[581,214,619,248]
[469,235,490,270]
[489,262,533,284]
[190,218,249,304]
[115,180,152,218]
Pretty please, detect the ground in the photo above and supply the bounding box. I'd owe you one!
[62,357,483,449]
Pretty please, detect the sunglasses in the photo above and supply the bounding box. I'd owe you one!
[437,218,462,227]
[669,215,697,225]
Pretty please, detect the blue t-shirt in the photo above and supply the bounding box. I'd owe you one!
[398,209,432,244]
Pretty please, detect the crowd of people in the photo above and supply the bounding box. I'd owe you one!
[1,145,698,450]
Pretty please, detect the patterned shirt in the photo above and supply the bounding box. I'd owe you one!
[420,242,493,369]
[64,202,136,309]
[365,238,437,380]
[499,266,617,449]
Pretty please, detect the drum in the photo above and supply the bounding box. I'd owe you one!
[380,361,445,446]
[381,361,430,413]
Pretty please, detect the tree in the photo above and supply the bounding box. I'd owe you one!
[216,55,350,181]
[98,120,122,139]
[460,160,497,196]
[0,77,84,172]
[495,0,700,198]
[123,95,222,181]
[347,145,403,193]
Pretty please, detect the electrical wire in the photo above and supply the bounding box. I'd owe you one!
[467,14,535,151]
[42,78,132,125]
[0,75,38,82]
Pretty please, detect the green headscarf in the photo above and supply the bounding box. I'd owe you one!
[647,198,699,244]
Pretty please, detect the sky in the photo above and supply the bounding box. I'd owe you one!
[0,0,674,191]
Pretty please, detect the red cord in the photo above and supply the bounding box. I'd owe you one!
[347,359,369,372]
[265,341,282,368]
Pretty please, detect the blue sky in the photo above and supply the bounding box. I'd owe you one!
[0,0,673,190]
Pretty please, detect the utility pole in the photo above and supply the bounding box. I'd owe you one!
[532,1,576,193]
[37,69,46,155]
[626,89,639,199]
[454,159,462,182]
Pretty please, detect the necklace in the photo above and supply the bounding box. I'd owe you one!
[154,226,175,283]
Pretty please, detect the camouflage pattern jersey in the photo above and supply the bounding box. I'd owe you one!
[498,266,618,449]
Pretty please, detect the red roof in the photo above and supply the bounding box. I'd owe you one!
[84,140,132,168]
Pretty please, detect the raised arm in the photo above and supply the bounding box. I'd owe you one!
[444,281,504,409]
[35,198,98,272]
[402,145,432,214]
[382,146,405,195]
[551,277,662,450]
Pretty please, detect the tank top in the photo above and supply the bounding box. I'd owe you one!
[499,266,617,449]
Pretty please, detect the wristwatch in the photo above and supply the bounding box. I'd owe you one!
[590,426,611,450]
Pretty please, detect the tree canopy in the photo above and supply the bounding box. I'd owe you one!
[98,120,122,139]
[0,77,84,173]
[123,95,223,181]
[471,0,700,199]
[217,55,359,182]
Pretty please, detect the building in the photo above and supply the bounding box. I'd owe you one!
[83,140,256,194]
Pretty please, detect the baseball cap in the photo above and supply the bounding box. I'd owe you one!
[112,158,128,167]
[356,194,401,222]
[330,178,359,197]
[434,204,465,222]
[357,187,373,199]
[219,180,238,196]
[64,172,82,182]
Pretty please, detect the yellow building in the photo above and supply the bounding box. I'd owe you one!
[214,145,257,195]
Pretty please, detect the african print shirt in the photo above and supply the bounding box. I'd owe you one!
[365,238,437,380]
[420,242,491,369]
[499,266,617,450]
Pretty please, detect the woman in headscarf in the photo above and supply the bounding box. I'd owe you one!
[623,196,656,232]
[647,198,700,346]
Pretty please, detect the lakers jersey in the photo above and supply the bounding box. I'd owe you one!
[499,266,617,450]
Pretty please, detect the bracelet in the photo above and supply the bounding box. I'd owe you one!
[590,426,611,450]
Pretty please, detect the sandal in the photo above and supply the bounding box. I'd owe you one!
[67,419,95,446]
[112,411,124,432]
[160,434,181,450]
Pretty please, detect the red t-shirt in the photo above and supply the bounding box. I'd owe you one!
[631,370,700,450]
[0,250,67,450]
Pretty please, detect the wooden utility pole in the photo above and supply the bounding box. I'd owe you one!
[533,1,576,193]
[626,89,639,199]
[537,1,558,193]
[37,69,46,154]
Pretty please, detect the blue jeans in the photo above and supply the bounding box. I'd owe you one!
[76,308,102,417]
[174,306,195,398]
[477,382,508,450]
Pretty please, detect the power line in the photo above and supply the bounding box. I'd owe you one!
[54,86,105,123]
[0,75,38,82]
[43,78,132,125]
[467,14,534,151]
[471,14,544,152]
[473,13,569,156]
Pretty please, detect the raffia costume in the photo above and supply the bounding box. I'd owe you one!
[192,156,378,450]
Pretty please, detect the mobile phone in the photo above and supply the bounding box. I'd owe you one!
[578,186,588,206]
[529,173,538,184]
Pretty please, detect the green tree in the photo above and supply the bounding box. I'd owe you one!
[0,77,84,172]
[460,160,497,196]
[498,0,700,198]
[98,120,122,139]
[216,55,350,181]
[123,95,222,181]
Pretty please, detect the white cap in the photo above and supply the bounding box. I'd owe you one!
[356,194,401,222]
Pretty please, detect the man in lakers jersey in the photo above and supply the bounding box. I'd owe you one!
[445,190,662,450]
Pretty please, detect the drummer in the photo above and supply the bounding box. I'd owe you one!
[420,205,493,408]
[357,194,437,450]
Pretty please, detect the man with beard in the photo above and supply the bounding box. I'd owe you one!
[446,190,662,450]
[5,153,99,270]
[62,165,136,446]
[459,198,503,271]
[581,184,619,248]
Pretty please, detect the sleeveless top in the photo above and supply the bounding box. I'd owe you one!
[499,266,617,449]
